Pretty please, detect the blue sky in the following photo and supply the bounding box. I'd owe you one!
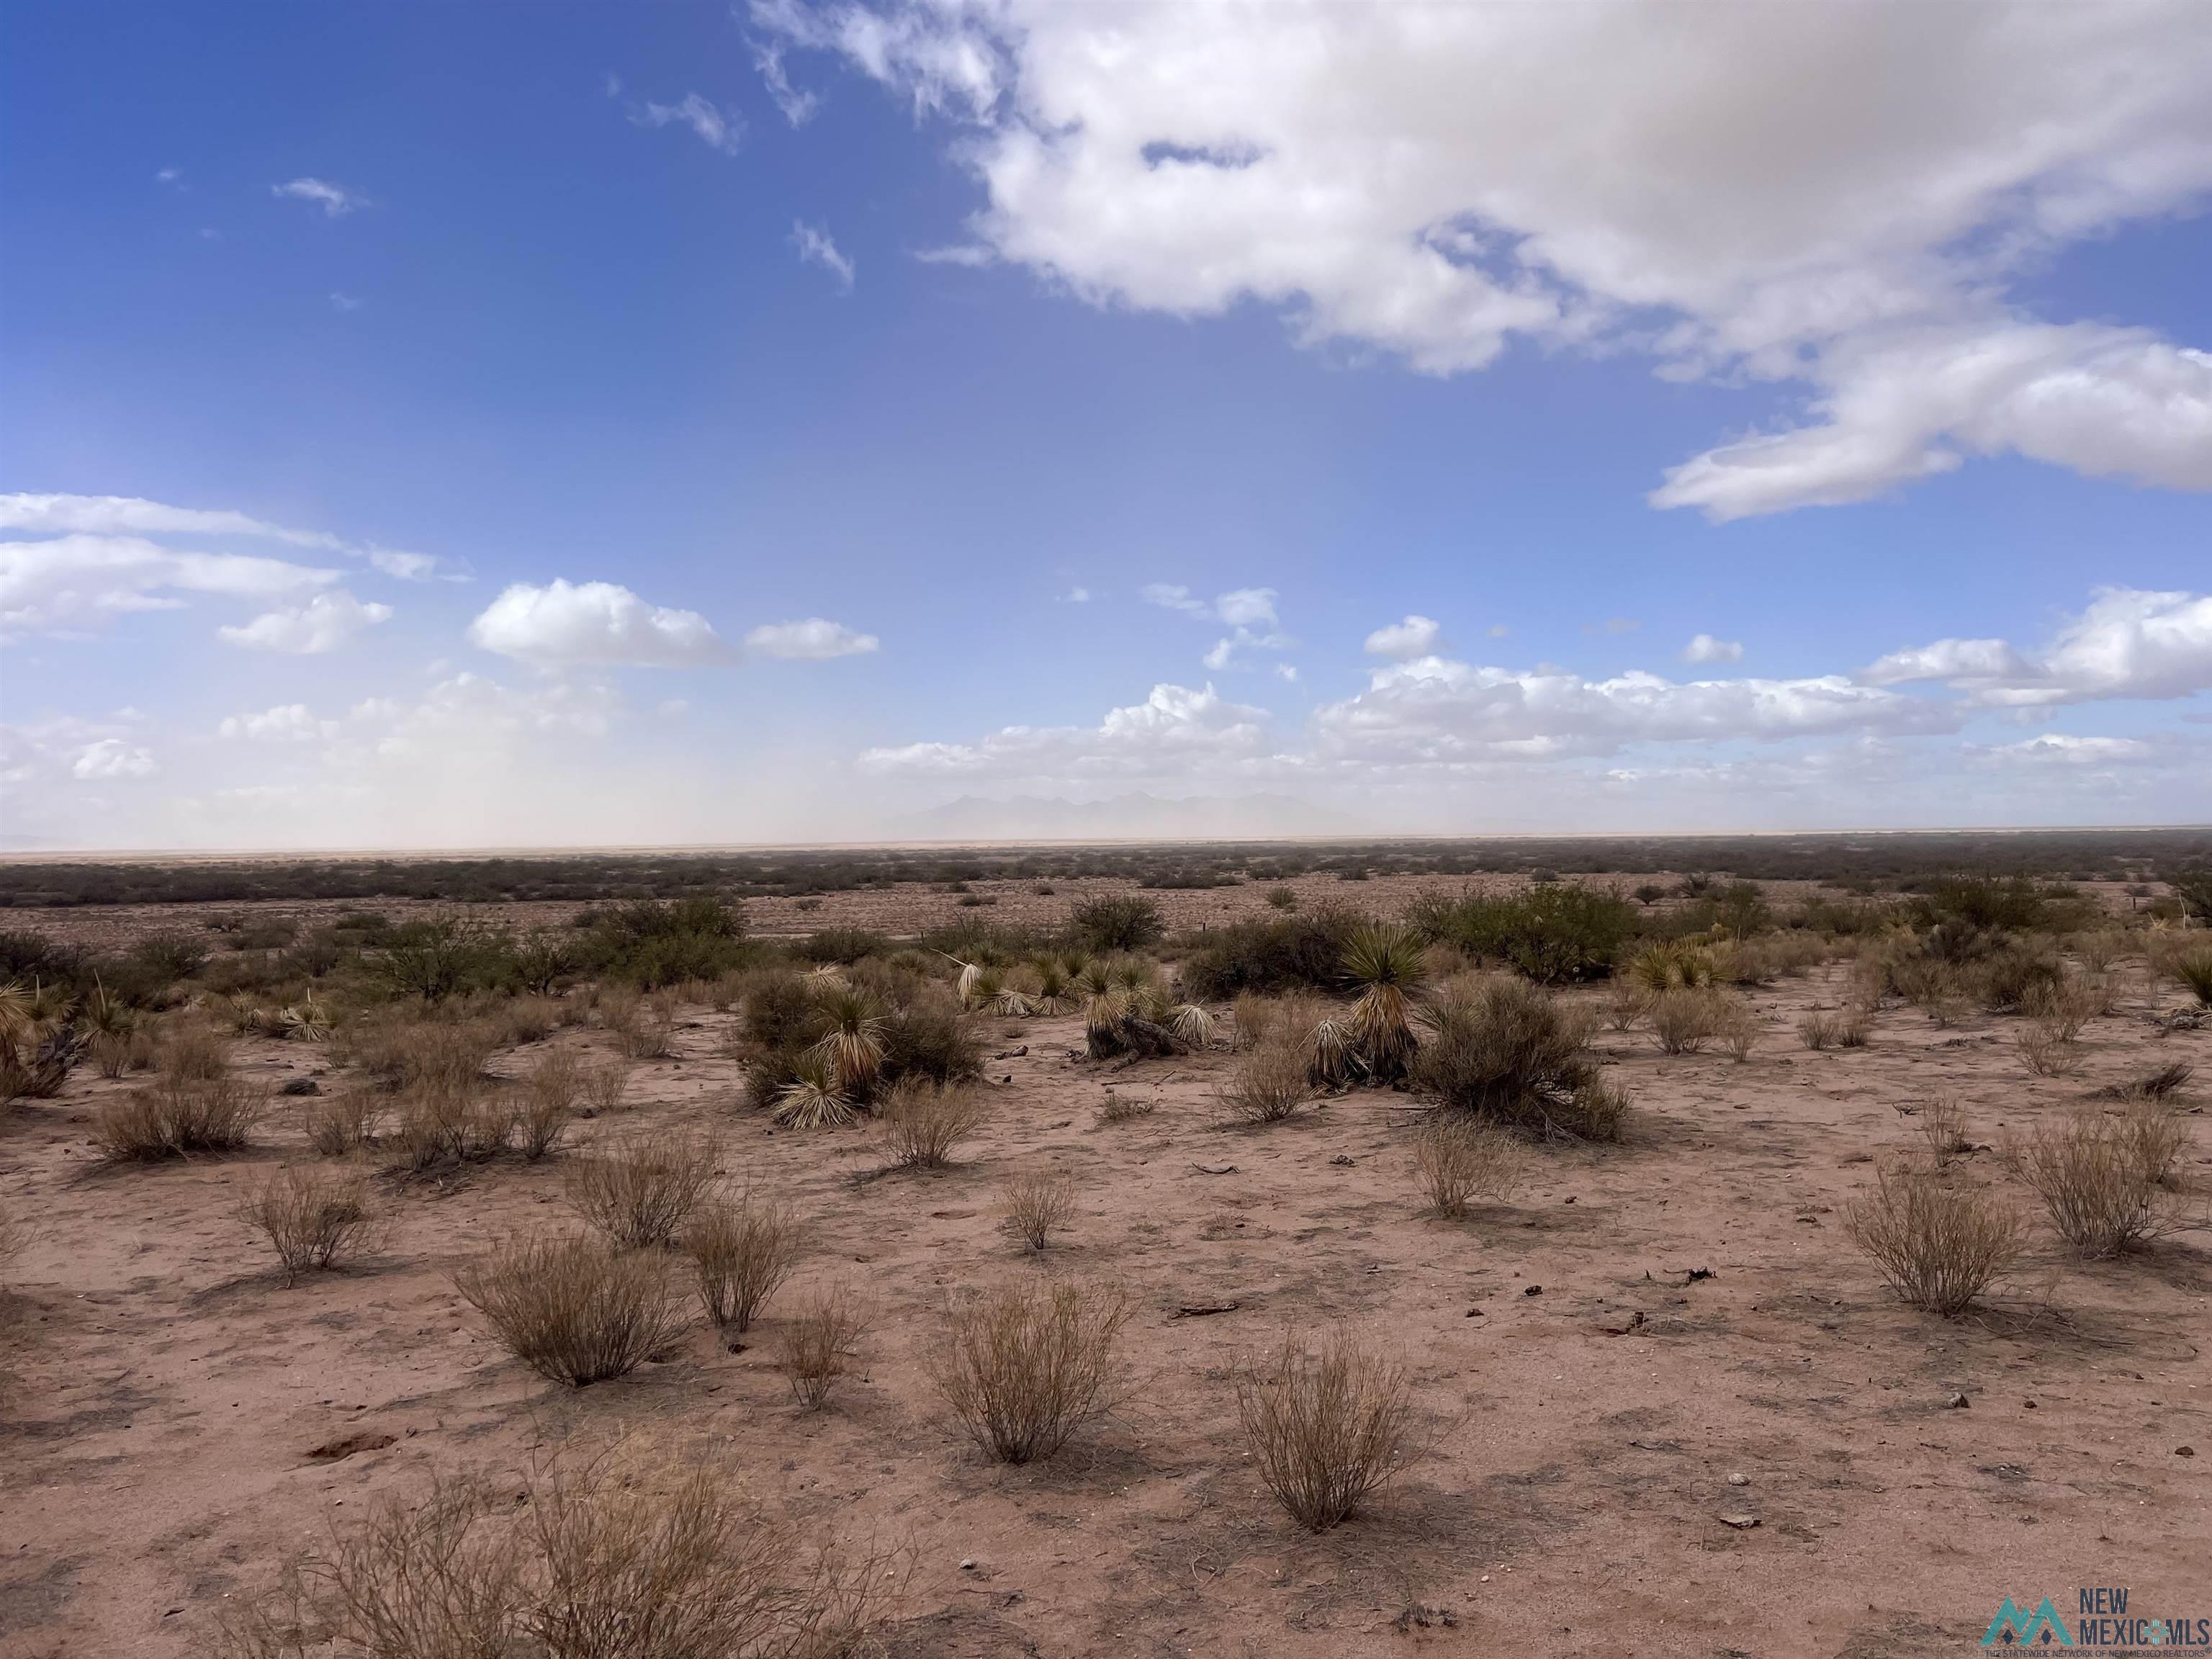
[3,1,2209,848]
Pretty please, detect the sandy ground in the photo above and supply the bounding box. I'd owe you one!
[3,963,2208,1658]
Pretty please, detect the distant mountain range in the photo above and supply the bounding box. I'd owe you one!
[894,792,1357,842]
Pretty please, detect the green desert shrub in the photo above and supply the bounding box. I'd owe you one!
[1411,975,1624,1140]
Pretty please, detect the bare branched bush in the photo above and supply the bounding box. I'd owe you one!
[879,1077,989,1170]
[1716,996,1762,1062]
[685,1197,800,1332]
[1647,987,1723,1055]
[1236,1328,1413,1532]
[1215,1037,1313,1125]
[387,1084,517,1172]
[2016,1021,2082,1077]
[2002,1112,2182,1257]
[930,1280,1134,1463]
[616,994,679,1061]
[451,1233,687,1386]
[1000,1170,1076,1250]
[239,1168,379,1283]
[780,1287,868,1411]
[2118,1100,2190,1189]
[1796,1010,1851,1051]
[565,1132,719,1249]
[305,1092,381,1156]
[1603,983,1645,1033]
[579,1058,630,1116]
[96,1075,261,1159]
[516,1051,578,1160]
[1411,974,1624,1141]
[213,1453,907,1659]
[1414,1118,1525,1219]
[1845,1164,2023,1316]
[1915,1097,1972,1168]
[159,1021,232,1082]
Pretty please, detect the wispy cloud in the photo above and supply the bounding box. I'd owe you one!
[271,177,365,217]
[746,618,878,660]
[630,92,743,155]
[791,221,855,291]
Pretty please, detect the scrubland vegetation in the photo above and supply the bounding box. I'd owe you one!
[1,837,2208,1652]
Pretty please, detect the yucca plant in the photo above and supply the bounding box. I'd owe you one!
[1032,958,1074,1015]
[1168,1002,1215,1048]
[1626,939,1714,995]
[773,1051,858,1128]
[1341,925,1429,1082]
[1308,1012,1358,1088]
[280,996,335,1043]
[81,980,135,1040]
[2172,945,2212,1009]
[1,979,80,1103]
[806,984,886,1099]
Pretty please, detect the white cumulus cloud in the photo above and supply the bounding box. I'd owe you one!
[1860,588,2212,706]
[71,737,158,780]
[0,532,338,638]
[860,681,1277,782]
[745,618,879,660]
[466,579,724,667]
[1364,616,1444,660]
[219,590,392,654]
[762,1,2212,516]
[220,704,337,742]
[1683,634,1745,664]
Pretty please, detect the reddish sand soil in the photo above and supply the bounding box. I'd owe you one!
[3,958,2208,1657]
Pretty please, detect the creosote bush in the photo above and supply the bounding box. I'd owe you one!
[685,1196,800,1333]
[878,1077,990,1170]
[1647,986,1724,1055]
[1414,1118,1525,1219]
[780,1287,868,1411]
[1411,974,1624,1141]
[1236,1328,1413,1532]
[1000,1169,1076,1250]
[451,1232,687,1386]
[564,1131,719,1249]
[238,1167,379,1283]
[930,1280,1134,1464]
[96,1074,261,1159]
[1845,1164,2023,1316]
[212,1452,904,1659]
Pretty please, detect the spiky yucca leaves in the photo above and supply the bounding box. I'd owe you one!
[1031,958,1074,1015]
[954,958,984,1007]
[773,1052,858,1129]
[1,979,81,1104]
[1626,939,1715,995]
[1077,961,1129,1058]
[806,984,887,1099]
[81,981,135,1039]
[280,996,334,1043]
[963,963,1034,1017]
[1307,1013,1358,1088]
[1168,1003,1215,1048]
[1076,959,1184,1059]
[1341,925,1429,1082]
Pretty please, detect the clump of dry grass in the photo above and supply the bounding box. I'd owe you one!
[2098,1060,2193,1102]
[930,1280,1134,1463]
[878,1076,989,1170]
[2002,1111,2187,1257]
[1095,1088,1155,1125]
[780,1287,868,1411]
[565,1131,719,1249]
[451,1232,687,1386]
[1414,1118,1525,1219]
[1797,1007,1872,1051]
[684,1196,800,1333]
[158,1021,232,1082]
[1647,986,1724,1055]
[1000,1170,1076,1250]
[238,1168,379,1283]
[1236,1328,1413,1532]
[1715,995,1762,1061]
[305,1092,381,1156]
[214,1452,907,1659]
[96,1075,262,1159]
[1215,1037,1312,1125]
[1845,1164,2023,1316]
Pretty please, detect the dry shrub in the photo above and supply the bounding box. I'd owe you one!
[2118,1100,2190,1187]
[239,1167,379,1283]
[305,1092,381,1156]
[1411,974,1624,1141]
[96,1075,261,1159]
[2002,1112,2185,1257]
[159,1021,233,1082]
[2015,1022,2081,1077]
[578,1058,630,1115]
[1891,956,1970,1026]
[518,1051,578,1161]
[685,1196,800,1332]
[780,1287,868,1411]
[878,1076,989,1170]
[1216,1037,1312,1125]
[1095,1089,1155,1125]
[451,1233,687,1386]
[387,1085,517,1172]
[930,1280,1134,1463]
[1716,996,1762,1061]
[616,994,680,1061]
[2024,976,2104,1041]
[1000,1170,1076,1250]
[1603,982,1645,1033]
[2074,929,2129,974]
[89,1028,141,1080]
[1794,1009,1864,1051]
[1647,987,1723,1055]
[1236,1328,1413,1532]
[1230,992,1276,1050]
[565,1131,719,1249]
[1845,1164,2023,1316]
[213,1452,905,1659]
[1414,1118,1525,1219]
[1915,1097,1972,1168]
